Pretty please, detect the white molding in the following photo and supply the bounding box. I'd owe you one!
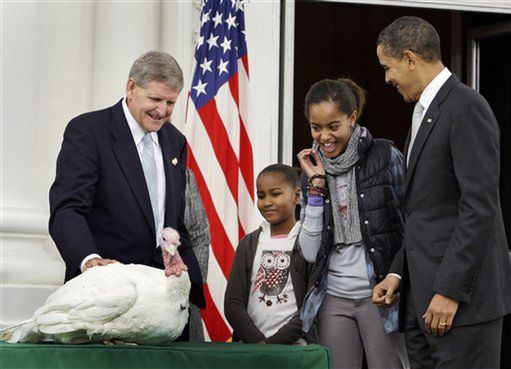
[281,0,295,166]
[313,0,511,13]
[1,285,61,329]
[1,207,48,235]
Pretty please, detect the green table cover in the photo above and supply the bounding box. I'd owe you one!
[0,341,331,369]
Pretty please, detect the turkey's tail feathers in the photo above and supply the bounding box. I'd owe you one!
[0,319,43,343]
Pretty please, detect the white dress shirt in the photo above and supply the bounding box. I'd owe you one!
[416,67,452,120]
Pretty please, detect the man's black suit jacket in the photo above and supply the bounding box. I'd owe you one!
[390,75,511,330]
[49,99,205,309]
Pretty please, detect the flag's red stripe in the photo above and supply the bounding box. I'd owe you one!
[196,99,239,203]
[187,147,235,280]
[238,219,245,240]
[201,283,232,342]
[228,74,254,201]
[241,54,249,79]
[228,73,240,106]
[239,120,254,200]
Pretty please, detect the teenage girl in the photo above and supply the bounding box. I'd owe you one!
[225,164,314,344]
[298,78,409,368]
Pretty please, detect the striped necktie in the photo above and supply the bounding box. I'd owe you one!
[141,133,159,230]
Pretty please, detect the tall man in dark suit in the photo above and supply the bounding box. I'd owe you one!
[372,16,511,368]
[49,51,205,340]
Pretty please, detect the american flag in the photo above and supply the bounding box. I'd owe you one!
[184,0,254,342]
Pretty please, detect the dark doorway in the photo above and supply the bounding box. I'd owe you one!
[468,22,511,369]
[471,27,511,246]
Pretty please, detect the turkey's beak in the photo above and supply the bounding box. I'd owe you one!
[162,243,177,256]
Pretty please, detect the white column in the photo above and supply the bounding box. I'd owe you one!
[1,2,95,327]
[281,1,295,166]
[244,1,281,174]
[92,2,160,109]
[159,1,201,132]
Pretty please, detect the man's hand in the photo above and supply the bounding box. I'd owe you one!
[83,257,120,272]
[372,275,400,307]
[423,293,459,336]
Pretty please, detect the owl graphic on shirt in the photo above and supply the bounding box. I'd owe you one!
[251,250,291,306]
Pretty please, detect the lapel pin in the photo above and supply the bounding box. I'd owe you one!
[427,118,432,123]
[171,158,178,166]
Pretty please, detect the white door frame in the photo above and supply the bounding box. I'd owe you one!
[466,21,511,90]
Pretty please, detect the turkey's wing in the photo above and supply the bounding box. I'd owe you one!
[34,264,137,334]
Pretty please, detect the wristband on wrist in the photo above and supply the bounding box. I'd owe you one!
[308,174,327,185]
[306,184,328,197]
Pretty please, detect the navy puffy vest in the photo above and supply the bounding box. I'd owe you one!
[301,130,404,288]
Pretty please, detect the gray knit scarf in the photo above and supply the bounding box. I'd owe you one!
[312,124,363,247]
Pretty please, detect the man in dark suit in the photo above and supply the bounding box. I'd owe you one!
[372,16,511,368]
[49,51,205,340]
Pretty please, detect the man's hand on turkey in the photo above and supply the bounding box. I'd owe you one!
[83,257,120,272]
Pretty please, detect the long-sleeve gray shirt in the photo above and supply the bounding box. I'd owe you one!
[299,173,372,299]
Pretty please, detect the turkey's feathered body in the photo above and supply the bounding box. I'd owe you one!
[1,263,190,346]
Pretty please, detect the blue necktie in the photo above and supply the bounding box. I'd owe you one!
[141,133,159,230]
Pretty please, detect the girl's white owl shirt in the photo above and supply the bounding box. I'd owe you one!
[247,220,301,338]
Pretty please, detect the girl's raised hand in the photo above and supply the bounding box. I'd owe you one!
[297,148,325,179]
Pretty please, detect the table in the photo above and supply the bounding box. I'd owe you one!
[0,341,332,369]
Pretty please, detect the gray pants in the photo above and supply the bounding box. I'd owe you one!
[318,294,410,369]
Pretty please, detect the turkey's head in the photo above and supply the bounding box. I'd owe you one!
[160,227,188,277]
[161,227,180,256]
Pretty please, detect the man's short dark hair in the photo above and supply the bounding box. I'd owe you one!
[377,16,441,62]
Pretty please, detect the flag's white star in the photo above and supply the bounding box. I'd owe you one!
[220,37,232,54]
[212,11,223,28]
[217,59,229,75]
[230,0,236,8]
[193,79,208,97]
[225,13,237,30]
[235,0,245,12]
[200,57,213,74]
[196,35,204,50]
[201,10,211,26]
[206,33,219,50]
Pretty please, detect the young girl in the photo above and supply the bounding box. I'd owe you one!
[224,164,314,344]
[298,78,409,368]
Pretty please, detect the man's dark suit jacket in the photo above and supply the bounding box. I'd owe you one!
[390,74,511,331]
[49,99,205,309]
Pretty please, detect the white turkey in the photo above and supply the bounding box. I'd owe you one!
[1,227,190,345]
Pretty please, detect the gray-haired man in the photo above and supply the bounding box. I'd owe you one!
[50,51,206,340]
